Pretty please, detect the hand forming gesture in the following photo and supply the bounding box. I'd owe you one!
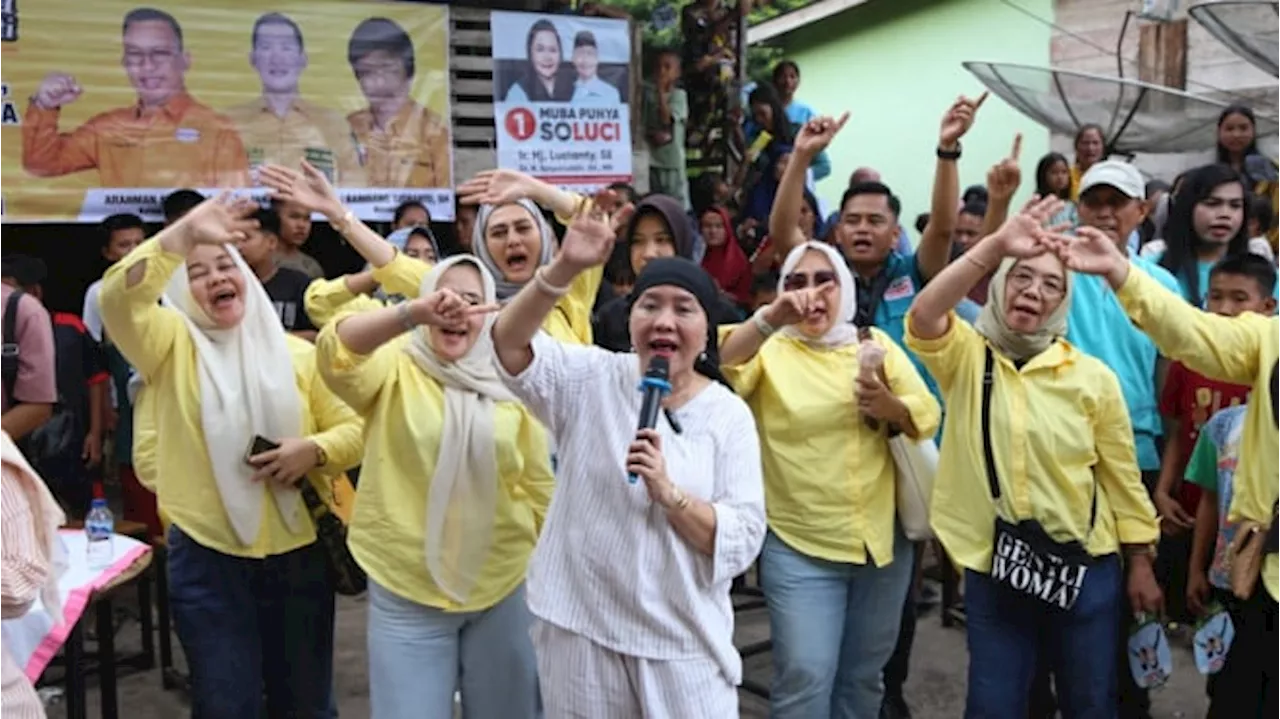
[939,91,988,148]
[33,72,82,110]
[762,282,838,328]
[989,194,1068,259]
[794,112,850,160]
[457,169,541,207]
[163,193,260,253]
[556,190,634,272]
[986,133,1023,202]
[407,288,500,329]
[259,161,343,218]
[1050,225,1127,281]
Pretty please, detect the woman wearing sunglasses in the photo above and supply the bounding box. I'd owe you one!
[718,241,940,718]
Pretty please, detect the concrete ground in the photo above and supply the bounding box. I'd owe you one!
[43,585,1210,718]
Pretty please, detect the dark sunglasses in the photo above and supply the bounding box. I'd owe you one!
[782,270,838,292]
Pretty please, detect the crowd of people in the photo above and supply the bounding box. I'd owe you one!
[2,50,1279,719]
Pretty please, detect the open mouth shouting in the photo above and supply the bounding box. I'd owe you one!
[648,337,679,359]
[849,237,875,254]
[1009,300,1041,324]
[210,286,239,310]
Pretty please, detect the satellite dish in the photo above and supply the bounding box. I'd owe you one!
[1188,2,1279,77]
[963,61,1279,154]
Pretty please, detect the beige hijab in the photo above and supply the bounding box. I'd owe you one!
[163,245,304,546]
[973,256,1073,360]
[1,432,67,625]
[404,256,516,604]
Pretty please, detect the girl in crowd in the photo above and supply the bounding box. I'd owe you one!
[1069,123,1106,199]
[1216,104,1278,251]
[99,197,363,718]
[1154,163,1251,305]
[491,196,766,716]
[1054,222,1278,719]
[699,205,752,308]
[740,83,796,226]
[504,18,573,103]
[594,194,743,352]
[718,241,940,717]
[904,196,1161,717]
[315,256,552,719]
[771,60,830,182]
[1034,151,1078,229]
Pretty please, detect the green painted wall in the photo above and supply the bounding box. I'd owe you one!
[776,0,1053,228]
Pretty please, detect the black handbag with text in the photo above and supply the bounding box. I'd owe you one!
[982,348,1097,611]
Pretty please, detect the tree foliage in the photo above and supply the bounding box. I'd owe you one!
[603,0,814,81]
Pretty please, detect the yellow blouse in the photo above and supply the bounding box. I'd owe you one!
[720,328,940,566]
[303,275,385,329]
[370,252,603,345]
[99,238,364,558]
[1115,264,1279,599]
[904,311,1158,575]
[315,321,554,611]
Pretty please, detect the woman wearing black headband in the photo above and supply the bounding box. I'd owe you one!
[491,197,766,715]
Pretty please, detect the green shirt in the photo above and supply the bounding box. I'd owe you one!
[643,85,687,170]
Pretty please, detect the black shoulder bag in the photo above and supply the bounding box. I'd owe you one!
[2,289,25,407]
[983,347,1098,611]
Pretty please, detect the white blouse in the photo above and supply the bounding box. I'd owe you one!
[498,333,766,684]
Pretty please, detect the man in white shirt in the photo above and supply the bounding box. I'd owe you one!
[82,214,146,343]
[569,31,620,105]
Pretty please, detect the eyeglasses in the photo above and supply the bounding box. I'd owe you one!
[1007,268,1066,299]
[123,48,178,67]
[782,270,837,292]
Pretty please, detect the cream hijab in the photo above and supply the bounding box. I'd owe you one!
[0,431,67,625]
[973,255,1074,360]
[403,255,516,603]
[777,241,861,348]
[163,244,304,546]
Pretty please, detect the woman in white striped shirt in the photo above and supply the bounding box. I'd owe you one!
[491,196,767,717]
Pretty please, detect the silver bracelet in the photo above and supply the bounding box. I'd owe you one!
[397,301,417,332]
[751,308,777,338]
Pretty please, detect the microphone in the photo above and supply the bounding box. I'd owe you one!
[630,356,671,484]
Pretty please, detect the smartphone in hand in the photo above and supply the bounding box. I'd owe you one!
[244,435,280,465]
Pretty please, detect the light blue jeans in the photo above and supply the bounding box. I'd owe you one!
[761,528,913,719]
[366,579,540,719]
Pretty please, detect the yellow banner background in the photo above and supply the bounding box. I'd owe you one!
[0,0,450,222]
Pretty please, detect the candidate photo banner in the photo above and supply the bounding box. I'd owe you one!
[491,11,632,193]
[0,0,455,223]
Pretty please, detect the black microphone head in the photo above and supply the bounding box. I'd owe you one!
[645,355,670,380]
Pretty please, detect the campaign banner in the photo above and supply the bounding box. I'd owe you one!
[491,11,632,194]
[0,0,454,223]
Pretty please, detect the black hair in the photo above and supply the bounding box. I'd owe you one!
[960,200,987,219]
[1159,163,1251,305]
[1210,252,1277,298]
[123,7,183,49]
[252,207,281,237]
[100,213,145,250]
[962,185,988,206]
[1035,152,1072,201]
[526,19,562,61]
[1074,123,1106,155]
[162,189,205,224]
[252,12,303,52]
[1215,105,1259,166]
[608,182,638,206]
[751,270,779,295]
[771,60,799,85]
[914,212,930,234]
[1145,179,1171,199]
[1249,195,1274,235]
[840,181,901,219]
[0,255,47,289]
[348,17,414,78]
[746,83,793,144]
[393,200,429,226]
[573,31,597,49]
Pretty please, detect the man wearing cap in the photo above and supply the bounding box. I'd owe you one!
[570,31,620,105]
[1056,158,1181,717]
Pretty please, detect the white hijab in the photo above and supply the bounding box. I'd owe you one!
[163,244,303,546]
[0,432,67,625]
[403,255,516,603]
[778,241,861,348]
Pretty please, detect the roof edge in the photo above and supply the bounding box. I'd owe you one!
[746,0,875,44]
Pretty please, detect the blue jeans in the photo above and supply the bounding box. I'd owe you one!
[964,554,1122,719]
[167,525,336,719]
[366,579,540,719]
[760,528,913,719]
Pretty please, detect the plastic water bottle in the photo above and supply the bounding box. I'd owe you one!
[85,498,114,570]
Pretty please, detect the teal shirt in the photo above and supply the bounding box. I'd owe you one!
[1065,255,1182,471]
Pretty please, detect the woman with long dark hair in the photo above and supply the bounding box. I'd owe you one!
[1035,152,1078,229]
[1217,104,1279,251]
[504,19,573,103]
[1156,164,1251,306]
[740,83,796,226]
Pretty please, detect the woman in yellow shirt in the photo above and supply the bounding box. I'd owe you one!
[904,197,1161,718]
[315,255,553,718]
[98,197,363,718]
[264,163,601,345]
[719,241,940,718]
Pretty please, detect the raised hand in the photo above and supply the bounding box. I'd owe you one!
[939,91,988,147]
[990,194,1065,259]
[409,288,500,328]
[1055,225,1129,284]
[557,190,633,271]
[259,161,342,217]
[457,169,540,207]
[33,72,82,110]
[173,193,260,249]
[794,112,850,159]
[986,133,1023,202]
[763,283,837,327]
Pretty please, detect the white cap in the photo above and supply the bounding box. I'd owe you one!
[1079,160,1144,199]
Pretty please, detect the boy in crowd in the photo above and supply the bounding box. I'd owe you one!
[1154,253,1276,615]
[238,208,318,341]
[644,49,689,210]
[271,197,325,279]
[392,199,430,231]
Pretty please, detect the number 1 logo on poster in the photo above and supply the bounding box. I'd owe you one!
[505,108,536,141]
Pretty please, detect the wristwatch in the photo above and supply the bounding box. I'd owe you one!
[936,143,962,161]
[313,443,329,469]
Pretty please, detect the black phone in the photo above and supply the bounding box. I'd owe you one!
[245,435,280,465]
